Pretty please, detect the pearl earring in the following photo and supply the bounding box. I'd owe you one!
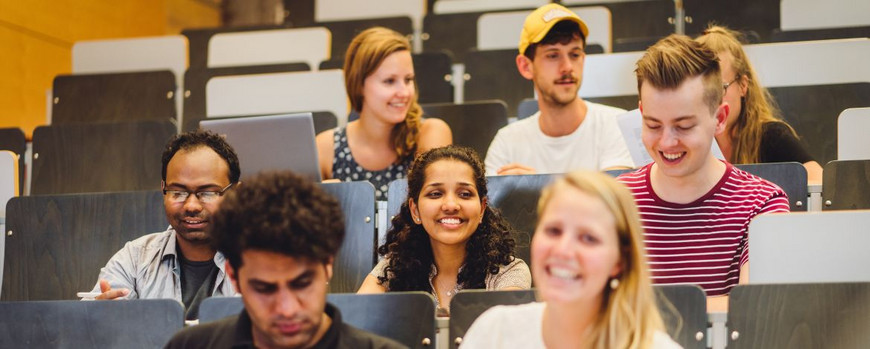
[609,278,620,290]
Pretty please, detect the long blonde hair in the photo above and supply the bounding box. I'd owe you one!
[537,171,667,349]
[696,25,799,164]
[343,27,423,159]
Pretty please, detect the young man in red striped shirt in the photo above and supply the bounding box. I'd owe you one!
[618,35,790,312]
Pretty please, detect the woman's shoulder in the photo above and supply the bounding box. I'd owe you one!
[315,127,337,148]
[652,330,683,349]
[761,120,795,136]
[487,302,543,316]
[417,118,452,152]
[486,257,532,290]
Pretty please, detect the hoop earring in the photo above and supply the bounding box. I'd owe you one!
[609,278,620,290]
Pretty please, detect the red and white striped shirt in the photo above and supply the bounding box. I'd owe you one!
[617,162,790,296]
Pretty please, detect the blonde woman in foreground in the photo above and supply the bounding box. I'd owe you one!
[461,171,681,348]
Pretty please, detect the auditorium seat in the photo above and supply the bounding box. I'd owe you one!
[727,283,870,348]
[205,70,349,125]
[432,0,547,14]
[568,0,673,53]
[72,35,187,120]
[52,71,177,124]
[72,35,187,79]
[516,98,537,119]
[315,16,414,60]
[735,162,809,211]
[448,285,708,349]
[0,151,17,293]
[422,11,485,63]
[2,190,168,301]
[448,289,536,348]
[0,299,183,348]
[30,120,175,195]
[655,285,708,349]
[779,0,870,35]
[822,160,870,211]
[837,107,870,161]
[749,210,870,283]
[463,49,533,115]
[183,25,292,70]
[313,0,424,37]
[182,63,311,132]
[746,38,870,87]
[421,100,509,159]
[200,292,437,348]
[683,0,779,41]
[771,26,870,43]
[579,50,644,109]
[410,51,455,104]
[320,181,378,293]
[207,27,331,69]
[0,128,25,192]
[768,82,870,166]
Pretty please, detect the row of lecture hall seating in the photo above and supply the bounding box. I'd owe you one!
[7,161,870,301]
[3,283,870,348]
[281,0,870,55]
[57,33,870,140]
[1,182,375,302]
[5,105,870,200]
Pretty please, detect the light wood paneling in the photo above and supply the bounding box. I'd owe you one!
[0,0,219,137]
[0,25,69,135]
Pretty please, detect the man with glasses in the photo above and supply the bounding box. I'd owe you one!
[91,130,241,320]
[166,172,404,349]
[484,3,634,175]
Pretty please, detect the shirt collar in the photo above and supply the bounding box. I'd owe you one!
[163,226,227,272]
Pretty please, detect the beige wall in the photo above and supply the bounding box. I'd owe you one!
[0,0,220,138]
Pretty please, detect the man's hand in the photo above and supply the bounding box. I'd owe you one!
[497,163,537,175]
[94,279,130,300]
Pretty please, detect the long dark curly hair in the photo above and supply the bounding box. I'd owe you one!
[377,145,517,292]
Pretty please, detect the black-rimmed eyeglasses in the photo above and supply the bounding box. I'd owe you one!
[163,182,235,203]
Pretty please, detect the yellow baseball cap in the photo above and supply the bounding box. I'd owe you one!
[518,3,589,55]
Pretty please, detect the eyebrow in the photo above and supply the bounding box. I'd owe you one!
[164,183,224,191]
[247,269,316,287]
[424,182,475,189]
[642,115,697,122]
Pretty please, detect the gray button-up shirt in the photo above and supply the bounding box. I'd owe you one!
[91,226,237,303]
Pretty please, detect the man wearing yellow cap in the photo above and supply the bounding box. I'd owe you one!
[484,4,634,175]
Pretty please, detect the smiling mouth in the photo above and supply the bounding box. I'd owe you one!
[547,266,580,281]
[661,151,686,162]
[181,218,208,228]
[389,102,407,108]
[438,217,463,225]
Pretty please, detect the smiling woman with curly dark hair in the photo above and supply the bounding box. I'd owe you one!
[357,145,531,314]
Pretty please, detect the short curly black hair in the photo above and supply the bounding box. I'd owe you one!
[378,145,517,292]
[161,130,241,184]
[210,171,345,270]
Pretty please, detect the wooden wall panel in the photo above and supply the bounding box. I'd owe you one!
[0,0,219,137]
[0,25,69,134]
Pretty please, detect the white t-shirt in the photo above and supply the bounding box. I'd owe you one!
[484,102,635,175]
[461,302,682,349]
